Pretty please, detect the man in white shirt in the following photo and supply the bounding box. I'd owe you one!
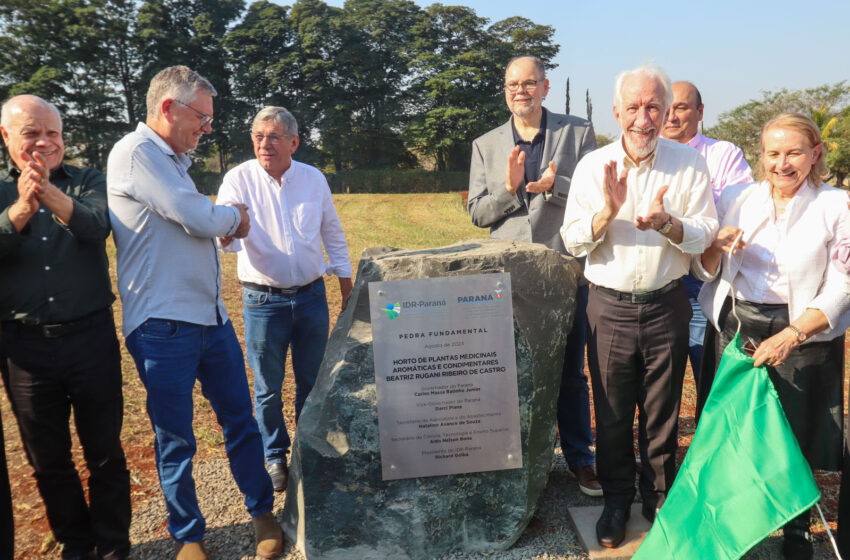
[561,64,717,549]
[217,106,352,494]
[662,81,753,382]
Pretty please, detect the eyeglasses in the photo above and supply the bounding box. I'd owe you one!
[504,80,541,94]
[173,99,214,127]
[251,133,289,145]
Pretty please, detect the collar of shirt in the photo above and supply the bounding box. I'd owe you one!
[2,162,74,182]
[255,159,296,188]
[686,133,704,150]
[615,134,658,170]
[511,108,547,144]
[135,122,192,171]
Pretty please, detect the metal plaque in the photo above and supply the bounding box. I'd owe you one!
[369,273,522,480]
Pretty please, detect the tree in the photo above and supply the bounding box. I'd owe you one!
[0,0,139,168]
[333,0,425,169]
[705,82,850,167]
[565,77,570,115]
[405,7,558,171]
[135,0,246,174]
[824,108,850,188]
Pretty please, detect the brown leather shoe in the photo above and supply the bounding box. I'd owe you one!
[175,541,208,560]
[253,512,284,559]
[570,464,603,497]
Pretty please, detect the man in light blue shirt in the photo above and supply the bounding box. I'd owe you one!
[107,66,282,560]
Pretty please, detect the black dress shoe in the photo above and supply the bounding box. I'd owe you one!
[268,462,289,492]
[596,505,630,548]
[641,501,660,523]
[782,527,813,560]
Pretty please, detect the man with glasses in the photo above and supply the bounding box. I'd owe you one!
[217,106,352,493]
[467,56,600,497]
[107,66,282,560]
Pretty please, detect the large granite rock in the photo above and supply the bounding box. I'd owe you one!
[283,240,581,559]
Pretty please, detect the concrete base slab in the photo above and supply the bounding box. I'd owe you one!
[567,504,652,559]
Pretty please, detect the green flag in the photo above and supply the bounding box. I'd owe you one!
[633,333,820,560]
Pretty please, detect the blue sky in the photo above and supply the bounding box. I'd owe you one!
[315,0,850,137]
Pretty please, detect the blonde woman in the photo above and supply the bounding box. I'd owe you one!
[693,113,850,560]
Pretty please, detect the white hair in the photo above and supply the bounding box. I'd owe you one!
[0,94,63,130]
[146,65,217,120]
[613,63,672,111]
[252,106,298,136]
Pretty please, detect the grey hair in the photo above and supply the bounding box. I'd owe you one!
[506,55,546,79]
[1,94,63,130]
[613,63,672,111]
[146,66,217,120]
[252,106,298,136]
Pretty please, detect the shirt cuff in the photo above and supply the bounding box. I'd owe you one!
[326,264,353,278]
[690,254,719,282]
[673,219,707,254]
[225,206,241,237]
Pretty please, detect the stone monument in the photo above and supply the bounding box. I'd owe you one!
[282,239,581,559]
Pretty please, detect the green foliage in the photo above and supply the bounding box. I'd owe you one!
[0,0,558,176]
[705,82,850,185]
[824,107,850,188]
[595,134,615,147]
[404,6,558,171]
[326,169,469,194]
[0,0,138,167]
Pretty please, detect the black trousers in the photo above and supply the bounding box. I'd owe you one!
[0,309,130,559]
[586,283,691,508]
[700,298,843,470]
[839,436,850,556]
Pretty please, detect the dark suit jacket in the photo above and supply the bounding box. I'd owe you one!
[467,109,596,254]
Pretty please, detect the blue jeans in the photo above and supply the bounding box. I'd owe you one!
[126,319,273,543]
[683,273,706,383]
[557,284,595,470]
[243,279,330,464]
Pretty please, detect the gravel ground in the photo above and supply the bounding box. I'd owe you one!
[127,448,840,559]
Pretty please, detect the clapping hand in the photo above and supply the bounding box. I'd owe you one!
[526,161,557,193]
[602,160,628,218]
[635,186,670,231]
[505,145,525,195]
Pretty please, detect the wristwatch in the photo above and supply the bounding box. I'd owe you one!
[786,324,807,343]
[657,214,673,235]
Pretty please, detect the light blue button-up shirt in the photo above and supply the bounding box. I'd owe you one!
[107,123,241,336]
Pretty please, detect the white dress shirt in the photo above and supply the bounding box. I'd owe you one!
[693,180,850,342]
[217,159,352,288]
[732,186,800,304]
[561,137,718,293]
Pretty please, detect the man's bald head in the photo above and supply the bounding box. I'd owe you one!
[1,95,62,130]
[0,94,65,171]
[662,81,704,143]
